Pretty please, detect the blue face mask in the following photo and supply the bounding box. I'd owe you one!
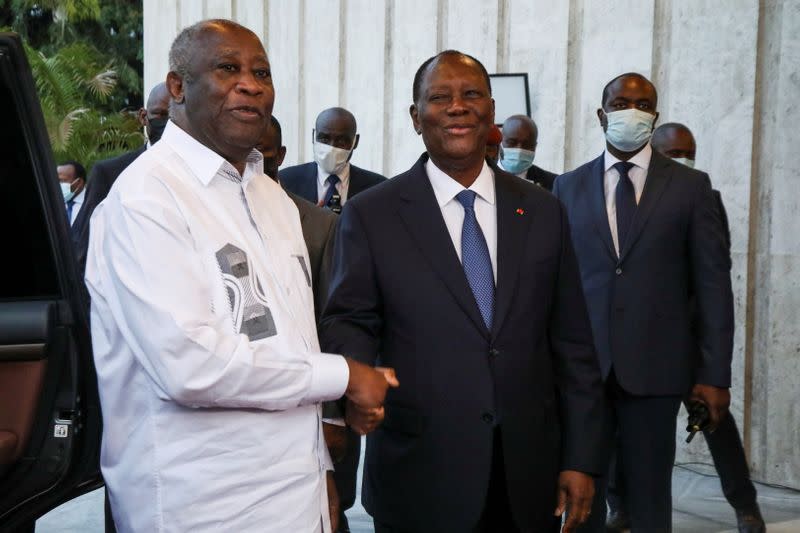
[604,108,656,152]
[500,147,535,175]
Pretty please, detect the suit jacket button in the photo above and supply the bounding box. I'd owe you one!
[615,267,622,275]
[481,412,495,424]
[489,348,500,358]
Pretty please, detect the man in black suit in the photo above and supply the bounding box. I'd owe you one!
[320,50,605,533]
[498,114,558,190]
[553,73,734,532]
[605,122,764,533]
[72,82,171,276]
[279,107,386,212]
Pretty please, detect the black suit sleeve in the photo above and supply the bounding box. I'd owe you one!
[73,163,113,280]
[691,176,734,388]
[316,215,337,314]
[549,203,607,475]
[319,202,382,365]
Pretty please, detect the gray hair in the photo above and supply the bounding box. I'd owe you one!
[168,19,252,82]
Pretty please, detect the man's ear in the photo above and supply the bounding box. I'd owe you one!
[167,71,185,104]
[597,108,608,131]
[651,111,660,131]
[277,146,287,167]
[410,104,421,134]
[489,98,496,126]
[352,133,360,151]
[137,107,147,127]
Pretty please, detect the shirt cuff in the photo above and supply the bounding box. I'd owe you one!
[303,353,349,405]
[322,418,346,426]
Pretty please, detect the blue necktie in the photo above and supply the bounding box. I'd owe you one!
[321,174,340,208]
[66,199,75,224]
[614,162,636,253]
[456,190,495,329]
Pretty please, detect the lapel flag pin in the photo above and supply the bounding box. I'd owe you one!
[516,208,525,215]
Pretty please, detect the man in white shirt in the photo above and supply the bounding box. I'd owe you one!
[57,160,86,226]
[85,19,395,533]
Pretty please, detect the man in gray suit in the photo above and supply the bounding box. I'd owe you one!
[257,116,354,533]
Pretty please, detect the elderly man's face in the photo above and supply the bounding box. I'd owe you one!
[179,24,274,162]
[411,55,494,168]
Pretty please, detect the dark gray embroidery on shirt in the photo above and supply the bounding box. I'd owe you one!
[294,255,311,287]
[216,243,276,340]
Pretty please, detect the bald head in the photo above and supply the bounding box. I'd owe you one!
[501,115,538,151]
[139,81,171,144]
[652,122,696,160]
[314,107,359,151]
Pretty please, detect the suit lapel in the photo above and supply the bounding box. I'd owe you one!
[619,151,673,260]
[348,165,364,198]
[587,155,617,260]
[303,163,320,203]
[491,172,532,338]
[397,156,490,337]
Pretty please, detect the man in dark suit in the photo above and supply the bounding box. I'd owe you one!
[279,107,386,212]
[320,50,605,533]
[605,122,764,533]
[498,114,558,190]
[72,82,171,276]
[552,73,734,532]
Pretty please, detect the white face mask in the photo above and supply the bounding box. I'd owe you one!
[60,181,74,200]
[313,138,354,175]
[673,157,695,169]
[604,108,656,152]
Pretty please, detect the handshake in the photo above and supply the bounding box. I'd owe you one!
[344,358,399,435]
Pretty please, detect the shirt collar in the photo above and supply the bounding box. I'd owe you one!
[316,161,351,188]
[604,142,653,173]
[160,120,264,187]
[426,157,496,208]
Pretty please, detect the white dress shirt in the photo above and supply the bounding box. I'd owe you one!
[316,161,351,204]
[85,121,348,533]
[603,143,652,256]
[66,187,85,225]
[426,158,498,282]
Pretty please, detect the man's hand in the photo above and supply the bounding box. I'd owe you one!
[554,470,595,533]
[323,422,348,463]
[344,358,399,409]
[345,398,384,435]
[326,471,340,533]
[689,383,730,430]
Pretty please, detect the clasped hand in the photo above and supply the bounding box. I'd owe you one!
[344,358,399,435]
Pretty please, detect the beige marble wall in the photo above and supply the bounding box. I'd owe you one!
[143,0,800,488]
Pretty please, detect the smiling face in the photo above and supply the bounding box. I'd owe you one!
[168,23,274,166]
[410,54,494,175]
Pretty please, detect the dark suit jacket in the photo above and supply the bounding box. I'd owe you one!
[320,154,605,532]
[73,145,147,277]
[286,190,337,322]
[525,163,558,191]
[279,161,386,204]
[552,150,734,396]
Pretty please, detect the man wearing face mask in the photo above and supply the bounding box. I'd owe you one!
[72,82,171,279]
[499,114,557,191]
[280,107,386,213]
[57,160,87,226]
[553,73,734,532]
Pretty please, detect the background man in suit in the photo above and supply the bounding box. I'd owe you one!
[279,107,386,212]
[485,124,502,166]
[57,160,86,227]
[320,49,605,533]
[498,114,557,191]
[604,122,764,533]
[553,73,734,532]
[72,82,171,277]
[257,115,359,533]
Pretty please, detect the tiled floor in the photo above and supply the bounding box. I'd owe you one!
[37,459,800,532]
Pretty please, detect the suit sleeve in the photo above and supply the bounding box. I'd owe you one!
[549,203,607,475]
[691,176,734,387]
[319,202,383,365]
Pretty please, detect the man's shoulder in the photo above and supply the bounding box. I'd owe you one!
[350,164,388,185]
[554,154,603,190]
[93,145,146,175]
[278,162,317,182]
[287,190,337,229]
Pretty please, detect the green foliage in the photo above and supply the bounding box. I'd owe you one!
[1,0,145,170]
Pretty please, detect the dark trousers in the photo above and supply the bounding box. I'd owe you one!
[580,374,682,533]
[333,428,361,532]
[374,429,534,533]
